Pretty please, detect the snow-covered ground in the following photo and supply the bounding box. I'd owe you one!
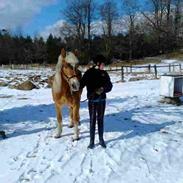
[0,69,183,183]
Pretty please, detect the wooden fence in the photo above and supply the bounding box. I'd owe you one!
[104,63,183,81]
[0,64,51,70]
[0,63,182,82]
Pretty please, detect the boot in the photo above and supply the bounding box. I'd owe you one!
[99,139,106,148]
[88,128,95,149]
[87,142,95,149]
[98,120,106,148]
[88,124,95,149]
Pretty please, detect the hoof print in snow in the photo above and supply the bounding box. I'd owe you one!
[160,129,169,134]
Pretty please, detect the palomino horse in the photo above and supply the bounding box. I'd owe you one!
[52,48,82,140]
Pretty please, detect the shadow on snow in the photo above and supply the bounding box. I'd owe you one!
[80,97,181,143]
[0,96,182,141]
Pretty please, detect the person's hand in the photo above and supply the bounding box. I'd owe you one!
[95,87,104,95]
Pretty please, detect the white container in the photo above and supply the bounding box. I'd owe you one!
[160,75,183,97]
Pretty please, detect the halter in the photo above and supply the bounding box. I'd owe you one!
[61,64,80,94]
[62,70,78,82]
[61,65,78,83]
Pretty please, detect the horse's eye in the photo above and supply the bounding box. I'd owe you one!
[64,65,68,69]
[69,64,74,69]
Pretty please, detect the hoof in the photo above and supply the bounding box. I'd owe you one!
[54,134,61,139]
[72,137,80,141]
[68,124,74,128]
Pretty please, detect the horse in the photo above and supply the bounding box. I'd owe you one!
[52,48,82,140]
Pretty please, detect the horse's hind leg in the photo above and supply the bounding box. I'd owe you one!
[54,104,62,138]
[72,104,80,140]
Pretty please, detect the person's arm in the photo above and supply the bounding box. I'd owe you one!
[95,71,113,95]
[80,70,88,89]
[103,72,113,93]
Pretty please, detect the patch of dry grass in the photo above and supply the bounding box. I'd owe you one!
[110,57,161,67]
[110,50,183,67]
[165,51,183,60]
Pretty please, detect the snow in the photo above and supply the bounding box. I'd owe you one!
[1,69,183,183]
[161,59,182,64]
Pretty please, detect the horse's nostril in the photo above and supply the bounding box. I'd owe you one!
[72,83,76,89]
[71,82,79,91]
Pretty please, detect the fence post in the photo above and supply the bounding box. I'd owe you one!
[121,66,124,82]
[179,64,181,72]
[148,64,151,73]
[173,64,175,72]
[169,64,171,72]
[130,65,132,73]
[154,65,157,79]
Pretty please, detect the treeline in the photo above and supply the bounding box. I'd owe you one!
[0,0,183,65]
[0,32,64,65]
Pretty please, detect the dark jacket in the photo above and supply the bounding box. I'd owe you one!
[80,67,113,100]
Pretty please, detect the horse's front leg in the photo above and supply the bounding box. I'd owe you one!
[72,104,80,140]
[54,104,62,138]
[68,107,74,128]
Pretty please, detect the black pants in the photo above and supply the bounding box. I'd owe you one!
[88,100,106,143]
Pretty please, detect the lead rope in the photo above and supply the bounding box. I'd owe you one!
[81,98,88,103]
[80,91,95,103]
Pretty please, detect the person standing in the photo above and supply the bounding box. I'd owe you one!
[80,55,113,149]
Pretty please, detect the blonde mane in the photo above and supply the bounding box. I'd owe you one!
[52,55,63,93]
[53,52,79,93]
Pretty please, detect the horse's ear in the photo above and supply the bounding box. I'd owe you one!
[61,48,66,58]
[73,49,79,57]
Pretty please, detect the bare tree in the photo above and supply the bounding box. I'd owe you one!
[141,1,166,32]
[141,0,183,52]
[122,0,139,60]
[63,0,95,51]
[99,0,118,60]
[63,0,84,44]
[174,0,183,44]
[83,0,96,57]
[85,0,96,43]
[59,22,76,38]
[100,0,118,38]
[140,1,164,52]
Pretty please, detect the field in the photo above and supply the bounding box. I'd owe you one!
[0,68,183,183]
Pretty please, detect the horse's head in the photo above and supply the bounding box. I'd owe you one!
[61,48,81,92]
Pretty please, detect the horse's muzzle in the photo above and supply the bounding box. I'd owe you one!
[70,78,80,92]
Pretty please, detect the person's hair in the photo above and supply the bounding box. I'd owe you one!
[93,54,106,65]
